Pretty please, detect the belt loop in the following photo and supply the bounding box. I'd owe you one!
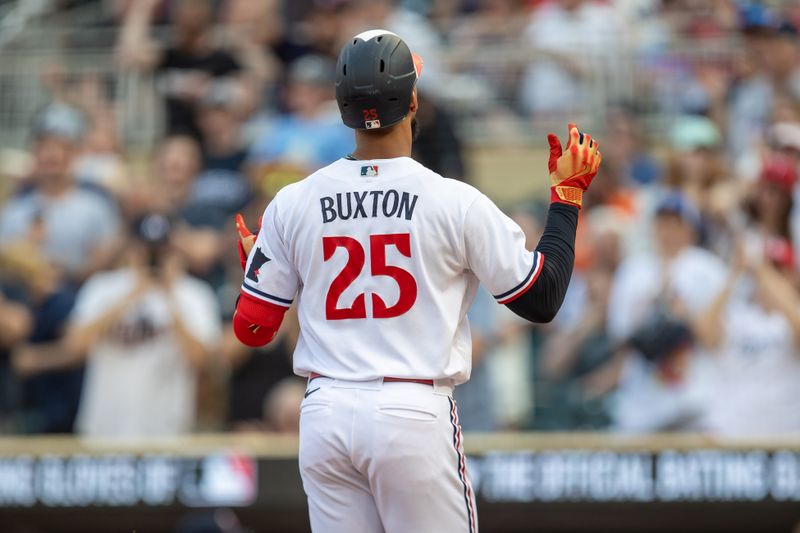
[433,378,454,396]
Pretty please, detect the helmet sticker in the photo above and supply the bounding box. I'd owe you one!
[412,53,424,79]
[353,29,399,42]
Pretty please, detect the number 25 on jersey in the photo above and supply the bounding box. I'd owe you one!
[323,233,417,320]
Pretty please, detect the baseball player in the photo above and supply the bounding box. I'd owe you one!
[232,30,601,533]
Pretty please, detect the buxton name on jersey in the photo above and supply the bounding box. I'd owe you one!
[320,189,419,223]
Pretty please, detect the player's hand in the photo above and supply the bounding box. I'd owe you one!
[235,213,257,271]
[547,123,602,208]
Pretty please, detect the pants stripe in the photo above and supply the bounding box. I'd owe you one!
[448,397,476,533]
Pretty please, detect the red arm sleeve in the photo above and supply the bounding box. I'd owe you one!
[232,291,288,347]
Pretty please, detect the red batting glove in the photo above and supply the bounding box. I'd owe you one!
[235,213,258,272]
[547,122,602,209]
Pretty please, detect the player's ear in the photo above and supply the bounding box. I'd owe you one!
[409,88,418,114]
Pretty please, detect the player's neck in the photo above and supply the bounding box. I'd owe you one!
[351,125,412,160]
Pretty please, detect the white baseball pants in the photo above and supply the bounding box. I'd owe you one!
[298,376,478,533]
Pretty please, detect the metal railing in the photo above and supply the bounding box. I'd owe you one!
[0,17,742,150]
[0,49,161,150]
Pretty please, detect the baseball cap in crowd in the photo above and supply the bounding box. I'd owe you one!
[287,55,337,87]
[655,192,703,231]
[132,213,172,245]
[628,312,694,364]
[740,3,778,34]
[760,153,798,193]
[669,115,721,151]
[30,102,87,144]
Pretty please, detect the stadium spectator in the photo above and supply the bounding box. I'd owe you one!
[471,204,542,431]
[454,288,502,432]
[0,104,121,433]
[117,0,248,142]
[340,0,489,105]
[248,55,352,172]
[726,4,778,161]
[412,91,468,181]
[536,203,628,430]
[607,193,726,432]
[766,122,800,258]
[696,238,800,435]
[662,114,743,257]
[748,154,797,244]
[146,135,225,286]
[448,0,529,105]
[600,105,662,188]
[341,0,444,89]
[39,66,129,196]
[0,288,32,432]
[5,0,800,442]
[24,213,221,438]
[149,135,203,218]
[519,0,625,118]
[223,310,299,431]
[279,0,348,62]
[558,205,628,332]
[71,79,128,197]
[762,18,800,100]
[263,376,306,434]
[0,103,121,284]
[187,87,252,230]
[537,267,615,430]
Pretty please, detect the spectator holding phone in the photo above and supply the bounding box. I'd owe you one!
[15,214,221,437]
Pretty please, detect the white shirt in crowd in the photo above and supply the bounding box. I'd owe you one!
[607,246,727,432]
[704,282,800,435]
[72,268,221,438]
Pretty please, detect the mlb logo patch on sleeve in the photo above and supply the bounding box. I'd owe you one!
[361,165,379,177]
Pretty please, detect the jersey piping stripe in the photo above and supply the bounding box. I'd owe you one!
[494,251,544,305]
[448,397,476,533]
[241,283,293,307]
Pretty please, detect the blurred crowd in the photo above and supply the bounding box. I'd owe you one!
[0,0,799,439]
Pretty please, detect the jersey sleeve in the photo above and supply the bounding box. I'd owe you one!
[463,193,543,304]
[240,200,299,309]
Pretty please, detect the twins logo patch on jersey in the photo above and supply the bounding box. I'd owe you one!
[361,165,379,177]
[246,247,271,282]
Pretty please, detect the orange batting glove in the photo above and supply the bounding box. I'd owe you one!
[547,123,602,209]
[235,213,258,271]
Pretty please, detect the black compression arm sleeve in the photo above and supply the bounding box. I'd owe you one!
[505,203,578,323]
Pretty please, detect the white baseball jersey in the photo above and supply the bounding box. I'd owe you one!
[242,156,541,384]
